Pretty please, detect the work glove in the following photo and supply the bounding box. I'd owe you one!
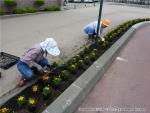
[33,62,44,75]
[38,68,44,75]
[100,36,105,42]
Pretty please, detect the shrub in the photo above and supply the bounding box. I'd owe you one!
[42,86,52,99]
[17,95,26,108]
[101,41,109,49]
[25,7,37,13]
[78,60,85,69]
[61,70,70,81]
[52,76,62,87]
[89,52,96,61]
[117,29,122,35]
[105,35,113,42]
[69,63,78,74]
[13,7,37,14]
[42,75,51,85]
[84,46,90,53]
[92,48,98,55]
[35,0,45,7]
[60,63,68,70]
[74,55,80,61]
[84,56,90,65]
[71,57,78,64]
[79,50,85,58]
[45,5,61,11]
[27,98,37,112]
[13,7,26,14]
[32,85,40,93]
[0,9,5,16]
[145,18,150,21]
[0,107,15,113]
[4,0,17,7]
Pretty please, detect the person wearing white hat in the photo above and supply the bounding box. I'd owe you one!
[17,38,60,87]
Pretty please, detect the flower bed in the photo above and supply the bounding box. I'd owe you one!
[0,18,150,113]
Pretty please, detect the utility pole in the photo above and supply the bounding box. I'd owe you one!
[96,0,104,41]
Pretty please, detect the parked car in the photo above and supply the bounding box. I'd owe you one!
[84,0,98,3]
[69,0,98,3]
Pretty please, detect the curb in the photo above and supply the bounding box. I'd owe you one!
[42,21,150,113]
[0,78,37,107]
[0,8,66,19]
[0,11,61,19]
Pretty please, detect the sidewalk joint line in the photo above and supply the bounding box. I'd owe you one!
[72,83,82,90]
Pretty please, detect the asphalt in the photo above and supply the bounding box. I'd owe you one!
[75,25,150,113]
[0,2,150,99]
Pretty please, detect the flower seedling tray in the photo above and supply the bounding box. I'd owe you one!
[0,52,19,70]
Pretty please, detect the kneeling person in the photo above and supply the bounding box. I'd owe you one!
[84,19,110,41]
[17,38,60,87]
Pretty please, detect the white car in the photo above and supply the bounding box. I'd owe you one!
[74,0,82,2]
[72,0,98,2]
[84,0,98,2]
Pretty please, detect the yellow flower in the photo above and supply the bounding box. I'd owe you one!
[44,86,50,91]
[42,75,49,81]
[32,85,38,92]
[71,64,77,70]
[18,96,25,101]
[1,107,9,113]
[28,98,36,105]
[71,65,75,68]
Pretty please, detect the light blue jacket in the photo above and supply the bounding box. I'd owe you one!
[84,21,103,36]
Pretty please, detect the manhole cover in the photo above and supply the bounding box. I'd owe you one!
[0,52,19,70]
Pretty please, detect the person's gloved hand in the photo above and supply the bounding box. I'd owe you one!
[101,37,105,42]
[37,66,44,75]
[33,62,44,75]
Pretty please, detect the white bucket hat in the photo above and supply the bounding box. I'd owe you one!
[40,38,60,56]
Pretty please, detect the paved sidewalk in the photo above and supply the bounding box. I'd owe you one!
[75,25,150,113]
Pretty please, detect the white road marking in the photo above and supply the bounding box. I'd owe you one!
[116,57,128,62]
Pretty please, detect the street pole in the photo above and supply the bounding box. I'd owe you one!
[96,0,104,41]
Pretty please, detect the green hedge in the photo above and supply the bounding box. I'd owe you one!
[24,7,37,13]
[45,6,61,11]
[0,4,61,16]
[35,0,45,7]
[13,7,37,14]
[104,18,150,42]
[4,0,17,7]
[0,8,5,16]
